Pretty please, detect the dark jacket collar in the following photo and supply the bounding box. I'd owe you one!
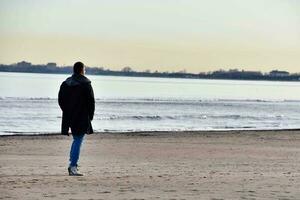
[65,74,91,86]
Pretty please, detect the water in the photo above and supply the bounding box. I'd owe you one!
[0,72,300,135]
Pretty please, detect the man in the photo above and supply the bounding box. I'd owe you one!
[58,62,95,176]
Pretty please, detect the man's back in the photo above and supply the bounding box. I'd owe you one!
[58,73,95,135]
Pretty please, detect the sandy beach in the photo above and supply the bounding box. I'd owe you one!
[1,130,300,200]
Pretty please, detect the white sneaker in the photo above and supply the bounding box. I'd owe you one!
[68,166,83,176]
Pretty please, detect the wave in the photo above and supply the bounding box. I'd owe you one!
[1,96,300,103]
[95,114,287,121]
[97,98,300,104]
[0,97,54,101]
[0,131,60,136]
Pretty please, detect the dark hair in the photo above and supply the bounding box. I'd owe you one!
[73,62,84,74]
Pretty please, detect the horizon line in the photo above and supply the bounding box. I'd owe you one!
[1,60,299,74]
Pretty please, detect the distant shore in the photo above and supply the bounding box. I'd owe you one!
[1,130,300,199]
[1,63,300,81]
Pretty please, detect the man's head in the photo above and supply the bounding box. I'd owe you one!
[73,62,85,75]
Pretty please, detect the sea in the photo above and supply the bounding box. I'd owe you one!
[0,72,300,135]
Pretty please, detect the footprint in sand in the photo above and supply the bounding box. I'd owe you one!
[163,189,177,192]
[97,191,111,194]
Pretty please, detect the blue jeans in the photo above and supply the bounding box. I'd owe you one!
[69,134,85,167]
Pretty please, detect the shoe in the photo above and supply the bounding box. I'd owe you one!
[68,166,83,176]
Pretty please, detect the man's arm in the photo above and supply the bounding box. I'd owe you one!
[87,83,95,121]
[58,82,66,111]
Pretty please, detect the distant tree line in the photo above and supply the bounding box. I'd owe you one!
[0,61,300,81]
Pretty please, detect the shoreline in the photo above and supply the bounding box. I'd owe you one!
[1,128,300,137]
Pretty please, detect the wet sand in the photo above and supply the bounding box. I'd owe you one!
[1,130,300,200]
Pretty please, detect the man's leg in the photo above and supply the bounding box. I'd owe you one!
[69,134,85,175]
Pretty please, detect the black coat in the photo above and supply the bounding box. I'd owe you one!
[58,74,95,136]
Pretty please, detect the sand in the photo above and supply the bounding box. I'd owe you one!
[1,130,300,200]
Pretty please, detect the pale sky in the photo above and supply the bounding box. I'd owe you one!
[0,0,299,73]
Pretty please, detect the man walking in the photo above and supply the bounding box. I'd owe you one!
[58,62,95,176]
